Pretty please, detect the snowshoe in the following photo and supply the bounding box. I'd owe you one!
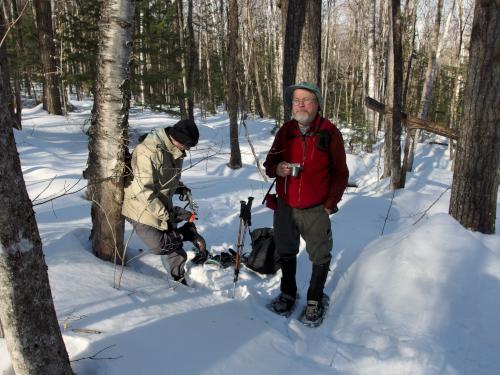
[298,294,330,327]
[266,293,298,317]
[204,250,235,268]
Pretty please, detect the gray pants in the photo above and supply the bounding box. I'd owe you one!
[273,198,333,265]
[128,219,187,279]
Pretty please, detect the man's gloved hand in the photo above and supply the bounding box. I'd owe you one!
[178,223,207,253]
[178,222,208,264]
[177,222,197,241]
[175,186,191,201]
[172,206,193,223]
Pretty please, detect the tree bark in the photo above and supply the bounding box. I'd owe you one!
[282,0,321,121]
[383,5,393,179]
[227,0,241,169]
[406,0,444,171]
[204,30,216,113]
[86,0,135,262]
[390,0,403,189]
[2,0,22,128]
[366,0,377,152]
[175,0,188,119]
[33,0,63,115]
[449,1,500,234]
[0,27,74,374]
[186,0,195,121]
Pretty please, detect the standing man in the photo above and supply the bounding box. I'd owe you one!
[122,119,207,285]
[264,82,349,325]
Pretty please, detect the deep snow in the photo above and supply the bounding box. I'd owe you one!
[1,101,499,375]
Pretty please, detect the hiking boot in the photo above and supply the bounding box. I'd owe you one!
[305,300,324,323]
[173,274,188,286]
[270,293,296,315]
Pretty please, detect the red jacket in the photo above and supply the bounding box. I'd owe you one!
[264,115,349,210]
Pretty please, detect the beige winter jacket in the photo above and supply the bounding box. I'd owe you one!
[122,128,184,230]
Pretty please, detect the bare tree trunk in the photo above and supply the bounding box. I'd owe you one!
[138,5,145,105]
[282,0,321,121]
[0,28,74,374]
[33,0,63,115]
[0,6,18,130]
[383,8,392,179]
[366,0,377,152]
[247,1,268,118]
[86,0,135,262]
[176,0,188,119]
[227,0,241,169]
[387,0,403,188]
[254,57,268,117]
[449,0,466,166]
[449,1,499,234]
[2,0,22,128]
[401,0,417,109]
[406,0,444,171]
[204,31,216,113]
[186,0,195,121]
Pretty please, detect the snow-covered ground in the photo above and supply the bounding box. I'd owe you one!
[1,101,500,375]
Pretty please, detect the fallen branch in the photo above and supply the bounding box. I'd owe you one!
[72,328,103,334]
[364,96,459,140]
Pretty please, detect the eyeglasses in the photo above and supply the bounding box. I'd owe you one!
[292,97,317,106]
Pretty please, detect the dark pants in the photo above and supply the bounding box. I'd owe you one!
[129,219,187,279]
[274,198,332,301]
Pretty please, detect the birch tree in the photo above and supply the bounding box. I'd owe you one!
[366,0,377,152]
[406,0,444,171]
[0,20,73,373]
[449,0,500,234]
[86,0,136,262]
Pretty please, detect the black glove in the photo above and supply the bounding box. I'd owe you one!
[172,206,193,223]
[175,186,191,201]
[161,229,183,254]
[178,223,207,254]
[178,222,197,241]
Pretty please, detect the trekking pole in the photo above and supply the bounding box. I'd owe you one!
[232,196,253,298]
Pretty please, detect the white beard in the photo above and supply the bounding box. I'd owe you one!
[293,112,315,125]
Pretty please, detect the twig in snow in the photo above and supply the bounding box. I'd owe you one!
[413,186,451,226]
[381,189,396,236]
[71,345,122,362]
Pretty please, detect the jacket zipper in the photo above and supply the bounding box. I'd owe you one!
[298,133,307,205]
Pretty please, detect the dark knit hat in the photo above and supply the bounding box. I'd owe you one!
[167,119,199,147]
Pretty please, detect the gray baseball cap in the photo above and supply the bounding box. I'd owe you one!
[284,81,323,110]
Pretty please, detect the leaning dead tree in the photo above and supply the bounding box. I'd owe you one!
[365,97,459,140]
[365,95,459,188]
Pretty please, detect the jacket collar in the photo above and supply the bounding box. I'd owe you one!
[151,128,185,159]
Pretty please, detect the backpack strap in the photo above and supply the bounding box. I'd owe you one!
[261,178,276,205]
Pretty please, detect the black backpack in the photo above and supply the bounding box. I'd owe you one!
[124,133,148,188]
[244,227,280,275]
